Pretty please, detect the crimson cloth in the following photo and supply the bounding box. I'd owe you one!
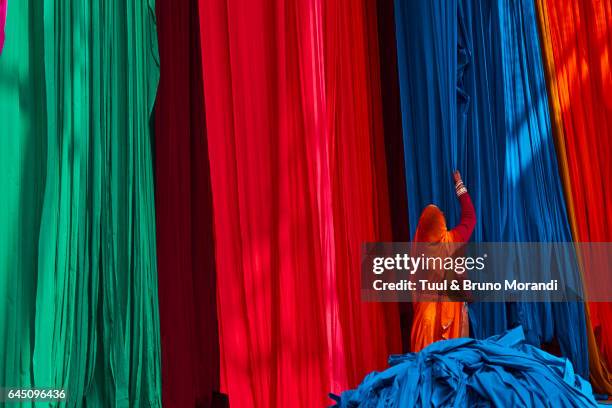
[375,0,413,353]
[154,0,221,406]
[452,194,477,243]
[198,0,401,405]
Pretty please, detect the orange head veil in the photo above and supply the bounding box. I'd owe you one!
[413,204,454,243]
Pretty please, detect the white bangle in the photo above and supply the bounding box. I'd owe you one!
[455,181,467,196]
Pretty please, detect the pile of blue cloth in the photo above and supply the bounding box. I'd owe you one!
[331,326,598,407]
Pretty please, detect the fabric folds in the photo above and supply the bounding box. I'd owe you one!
[0,1,162,406]
[0,0,47,398]
[154,0,221,406]
[0,0,6,54]
[394,0,588,377]
[535,0,612,394]
[332,326,598,407]
[198,0,401,405]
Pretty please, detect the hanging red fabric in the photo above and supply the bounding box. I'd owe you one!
[536,0,612,391]
[197,0,401,406]
[155,0,221,406]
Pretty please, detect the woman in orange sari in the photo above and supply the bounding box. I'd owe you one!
[411,171,476,351]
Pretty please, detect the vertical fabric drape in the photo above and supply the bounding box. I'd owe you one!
[154,0,221,406]
[394,0,588,377]
[0,1,162,406]
[375,0,413,353]
[198,0,401,405]
[0,0,47,398]
[0,0,6,53]
[535,0,612,393]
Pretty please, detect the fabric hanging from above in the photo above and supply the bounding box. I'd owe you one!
[332,326,599,408]
[0,1,162,406]
[535,0,612,394]
[394,0,588,377]
[37,1,161,405]
[154,0,222,406]
[0,0,6,53]
[198,0,401,405]
[0,0,47,397]
[374,0,413,353]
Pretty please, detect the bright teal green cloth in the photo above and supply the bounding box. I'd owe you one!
[0,1,161,406]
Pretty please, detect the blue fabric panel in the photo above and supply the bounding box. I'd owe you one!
[393,0,588,377]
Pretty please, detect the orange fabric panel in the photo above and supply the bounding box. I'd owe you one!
[535,0,612,394]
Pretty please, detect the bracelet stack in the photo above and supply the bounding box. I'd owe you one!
[455,180,467,197]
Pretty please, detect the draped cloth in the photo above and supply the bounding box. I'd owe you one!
[0,0,47,398]
[154,0,221,406]
[410,193,475,352]
[198,0,401,405]
[331,326,599,407]
[394,0,588,377]
[0,1,162,406]
[535,0,612,394]
[375,0,414,354]
[0,0,6,54]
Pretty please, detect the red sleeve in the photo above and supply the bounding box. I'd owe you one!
[450,192,476,242]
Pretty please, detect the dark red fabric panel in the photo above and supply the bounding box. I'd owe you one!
[374,0,413,353]
[375,0,409,243]
[198,0,401,406]
[155,0,220,406]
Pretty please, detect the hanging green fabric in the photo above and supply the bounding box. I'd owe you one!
[0,0,48,399]
[0,1,161,406]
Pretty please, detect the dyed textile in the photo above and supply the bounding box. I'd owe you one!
[331,326,598,407]
[411,188,475,351]
[376,0,410,244]
[374,0,414,354]
[413,194,475,244]
[154,0,221,406]
[198,0,401,405]
[0,1,161,406]
[0,0,46,397]
[394,0,588,377]
[411,301,469,353]
[536,0,612,394]
[0,0,5,53]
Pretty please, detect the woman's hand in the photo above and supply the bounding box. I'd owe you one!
[453,170,462,184]
[454,170,467,197]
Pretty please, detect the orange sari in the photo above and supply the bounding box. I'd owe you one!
[411,200,473,352]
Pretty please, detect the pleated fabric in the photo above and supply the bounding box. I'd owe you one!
[0,1,162,406]
[154,0,221,406]
[0,0,47,398]
[535,0,612,394]
[375,0,410,245]
[198,0,401,405]
[0,0,6,53]
[332,326,598,407]
[374,0,413,354]
[394,0,588,377]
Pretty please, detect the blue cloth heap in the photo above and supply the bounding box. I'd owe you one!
[331,326,597,407]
